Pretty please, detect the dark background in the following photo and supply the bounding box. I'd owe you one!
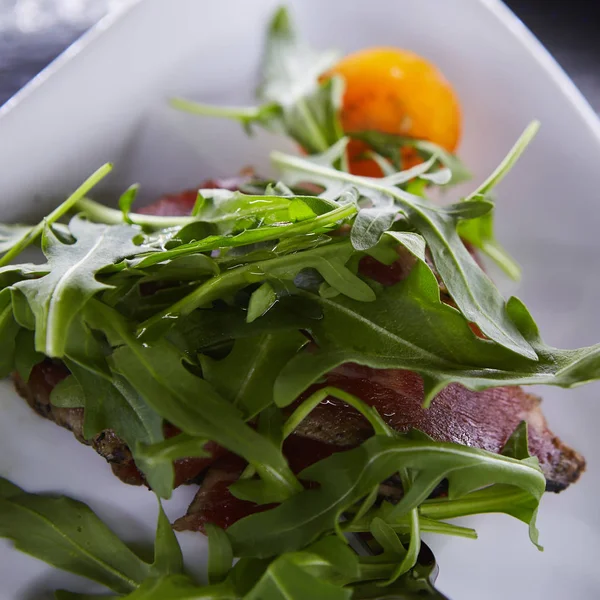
[1,0,600,110]
[505,0,600,112]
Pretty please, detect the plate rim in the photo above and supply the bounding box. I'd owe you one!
[1,2,599,597]
[0,0,142,118]
[1,0,599,149]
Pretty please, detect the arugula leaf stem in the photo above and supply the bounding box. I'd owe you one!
[466,121,540,201]
[348,485,379,527]
[283,386,393,439]
[293,98,331,152]
[419,487,535,520]
[481,238,521,280]
[170,97,273,122]
[0,164,113,267]
[240,385,391,482]
[76,197,196,228]
[134,202,357,269]
[343,516,477,540]
[383,470,421,584]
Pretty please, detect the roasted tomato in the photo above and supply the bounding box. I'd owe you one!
[326,47,462,176]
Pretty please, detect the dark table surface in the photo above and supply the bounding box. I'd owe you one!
[1,0,600,111]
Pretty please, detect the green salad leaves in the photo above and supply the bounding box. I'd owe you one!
[0,479,179,595]
[1,6,599,600]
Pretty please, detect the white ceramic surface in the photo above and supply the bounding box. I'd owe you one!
[1,1,599,598]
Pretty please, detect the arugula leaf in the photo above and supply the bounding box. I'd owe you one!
[14,217,141,358]
[501,421,530,460]
[177,189,335,230]
[65,361,173,499]
[139,254,220,283]
[109,338,301,501]
[247,282,278,323]
[350,207,399,251]
[139,240,373,336]
[350,131,472,185]
[55,592,116,600]
[201,331,308,418]
[231,384,392,499]
[418,484,542,551]
[0,163,113,267]
[206,524,234,584]
[119,575,237,600]
[384,471,421,584]
[281,76,346,157]
[50,375,86,408]
[257,7,338,108]
[257,6,344,155]
[119,184,140,225]
[0,478,152,594]
[83,300,301,501]
[306,536,361,581]
[279,386,423,583]
[168,297,318,355]
[170,7,344,160]
[226,435,545,558]
[0,262,48,291]
[274,259,600,407]
[418,422,538,548]
[384,231,427,260]
[351,544,449,599]
[61,313,110,376]
[11,286,37,329]
[0,223,33,254]
[271,146,537,359]
[244,555,351,600]
[84,186,331,236]
[236,538,360,599]
[136,433,210,467]
[152,501,184,576]
[0,289,19,377]
[457,206,521,280]
[350,486,380,528]
[231,538,360,598]
[13,328,45,381]
[370,518,406,556]
[0,479,185,597]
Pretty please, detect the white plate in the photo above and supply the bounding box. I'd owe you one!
[1,1,600,598]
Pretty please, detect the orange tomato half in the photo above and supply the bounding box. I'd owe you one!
[326,48,462,176]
